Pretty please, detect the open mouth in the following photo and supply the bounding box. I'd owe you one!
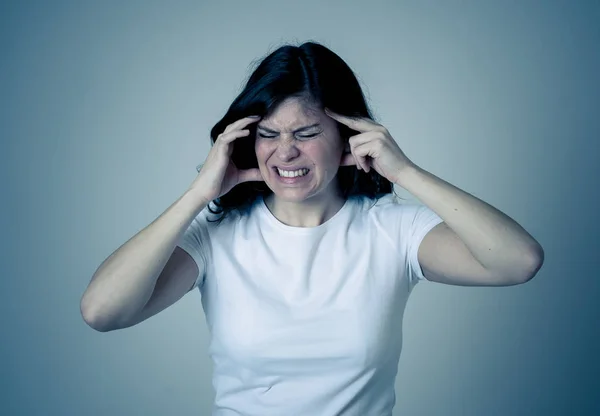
[274,167,310,178]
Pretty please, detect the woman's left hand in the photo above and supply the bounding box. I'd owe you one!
[325,108,416,184]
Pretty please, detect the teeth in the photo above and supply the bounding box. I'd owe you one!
[277,168,309,178]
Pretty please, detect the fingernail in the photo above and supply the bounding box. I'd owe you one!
[249,115,261,118]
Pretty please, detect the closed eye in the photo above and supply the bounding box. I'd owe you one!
[258,132,320,139]
[297,133,319,139]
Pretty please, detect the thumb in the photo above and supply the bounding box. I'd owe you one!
[238,168,264,184]
[340,152,357,167]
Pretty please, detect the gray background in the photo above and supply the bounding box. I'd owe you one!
[2,0,598,415]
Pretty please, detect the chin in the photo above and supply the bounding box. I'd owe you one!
[271,190,312,201]
[268,185,320,201]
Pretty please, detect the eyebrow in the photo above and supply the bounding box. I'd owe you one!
[257,123,321,134]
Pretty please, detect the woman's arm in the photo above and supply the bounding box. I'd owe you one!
[80,190,208,332]
[322,109,544,286]
[398,165,544,286]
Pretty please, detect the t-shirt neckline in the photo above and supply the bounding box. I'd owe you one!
[257,194,353,234]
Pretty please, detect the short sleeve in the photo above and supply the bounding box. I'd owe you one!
[177,208,211,291]
[402,203,444,286]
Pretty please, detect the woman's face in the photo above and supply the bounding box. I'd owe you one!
[254,97,346,203]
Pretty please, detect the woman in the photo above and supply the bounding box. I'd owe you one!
[80,41,544,415]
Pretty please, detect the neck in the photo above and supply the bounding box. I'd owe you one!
[264,191,346,228]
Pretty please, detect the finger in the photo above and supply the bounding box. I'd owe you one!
[223,115,261,135]
[340,151,367,172]
[340,152,356,167]
[324,108,379,133]
[354,151,369,172]
[347,131,378,171]
[347,131,379,147]
[351,142,372,172]
[223,115,261,134]
[238,168,264,184]
[219,128,250,145]
[343,142,360,170]
[354,154,362,170]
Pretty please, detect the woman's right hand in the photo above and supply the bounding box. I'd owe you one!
[188,115,264,205]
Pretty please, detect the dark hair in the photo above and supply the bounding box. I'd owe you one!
[206,41,399,223]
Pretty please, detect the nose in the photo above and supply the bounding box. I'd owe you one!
[275,136,300,160]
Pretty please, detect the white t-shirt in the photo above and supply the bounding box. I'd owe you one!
[178,193,443,416]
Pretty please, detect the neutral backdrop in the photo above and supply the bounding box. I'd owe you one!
[2,1,598,415]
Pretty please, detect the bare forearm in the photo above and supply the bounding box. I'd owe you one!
[80,190,207,329]
[396,165,544,275]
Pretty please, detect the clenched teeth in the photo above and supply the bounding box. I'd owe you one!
[277,168,309,178]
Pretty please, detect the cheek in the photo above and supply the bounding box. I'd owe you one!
[254,141,267,161]
[304,142,340,165]
[254,142,277,170]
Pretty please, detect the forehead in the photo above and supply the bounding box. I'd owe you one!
[259,97,322,130]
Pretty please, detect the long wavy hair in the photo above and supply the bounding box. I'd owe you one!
[206,41,399,223]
